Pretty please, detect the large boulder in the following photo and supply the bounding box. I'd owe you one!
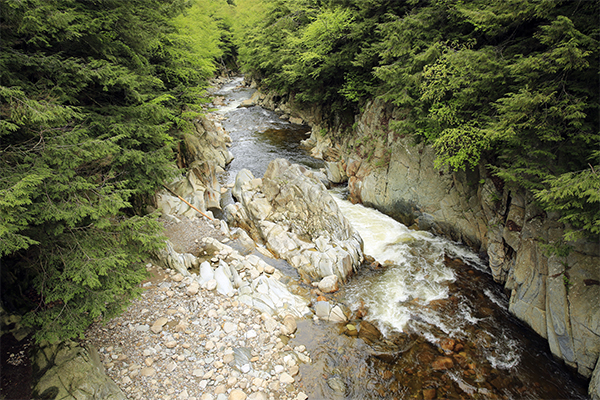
[226,158,363,282]
[32,341,125,400]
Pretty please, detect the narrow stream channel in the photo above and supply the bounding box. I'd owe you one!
[212,77,589,399]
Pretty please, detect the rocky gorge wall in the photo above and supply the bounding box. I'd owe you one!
[251,87,600,398]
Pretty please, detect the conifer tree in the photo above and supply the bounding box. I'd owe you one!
[0,0,230,342]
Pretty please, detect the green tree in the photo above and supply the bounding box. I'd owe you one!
[236,0,599,240]
[0,0,227,342]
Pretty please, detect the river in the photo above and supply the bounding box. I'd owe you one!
[211,77,589,400]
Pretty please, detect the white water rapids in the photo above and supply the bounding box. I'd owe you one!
[330,188,521,370]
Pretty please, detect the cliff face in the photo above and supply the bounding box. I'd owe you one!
[255,90,600,395]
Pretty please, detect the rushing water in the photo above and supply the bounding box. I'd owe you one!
[214,78,589,399]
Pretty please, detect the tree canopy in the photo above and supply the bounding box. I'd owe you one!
[235,0,600,241]
[0,0,234,342]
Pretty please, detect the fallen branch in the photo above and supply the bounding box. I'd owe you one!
[161,184,214,221]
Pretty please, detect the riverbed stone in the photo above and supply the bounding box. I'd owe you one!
[281,315,297,335]
[317,275,339,293]
[151,317,169,333]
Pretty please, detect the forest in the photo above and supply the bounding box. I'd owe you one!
[1,0,598,343]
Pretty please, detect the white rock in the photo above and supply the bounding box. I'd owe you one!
[215,264,234,295]
[317,275,339,293]
[200,262,215,284]
[206,279,218,291]
[228,389,247,400]
[279,372,295,384]
[186,281,200,295]
[223,321,237,334]
[140,367,156,377]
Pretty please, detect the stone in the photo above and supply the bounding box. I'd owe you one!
[281,315,297,335]
[315,301,331,320]
[140,367,157,377]
[264,265,275,274]
[358,320,382,344]
[431,357,454,370]
[165,340,177,349]
[228,159,363,282]
[32,341,126,400]
[200,262,215,284]
[590,357,600,400]
[327,377,346,394]
[317,275,339,293]
[207,279,218,291]
[280,372,295,384]
[151,317,169,333]
[229,389,247,400]
[173,273,184,282]
[248,393,268,400]
[328,305,347,323]
[223,321,238,334]
[423,388,436,400]
[187,281,200,296]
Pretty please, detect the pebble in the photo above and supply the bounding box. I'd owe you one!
[85,264,311,400]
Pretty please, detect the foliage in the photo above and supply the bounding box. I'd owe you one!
[235,0,600,240]
[0,0,231,342]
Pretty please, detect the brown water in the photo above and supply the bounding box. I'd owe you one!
[216,77,590,400]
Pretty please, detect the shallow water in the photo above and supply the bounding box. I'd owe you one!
[215,78,589,400]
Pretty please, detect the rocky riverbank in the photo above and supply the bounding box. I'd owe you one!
[84,217,310,400]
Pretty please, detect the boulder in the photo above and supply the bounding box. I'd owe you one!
[226,159,363,282]
[32,341,125,400]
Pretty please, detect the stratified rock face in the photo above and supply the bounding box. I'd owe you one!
[226,158,363,282]
[181,117,234,170]
[32,341,125,400]
[157,115,234,219]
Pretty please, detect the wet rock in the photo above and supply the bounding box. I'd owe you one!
[358,320,382,344]
[431,357,454,370]
[344,324,359,337]
[327,377,346,394]
[440,338,455,353]
[422,388,436,400]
